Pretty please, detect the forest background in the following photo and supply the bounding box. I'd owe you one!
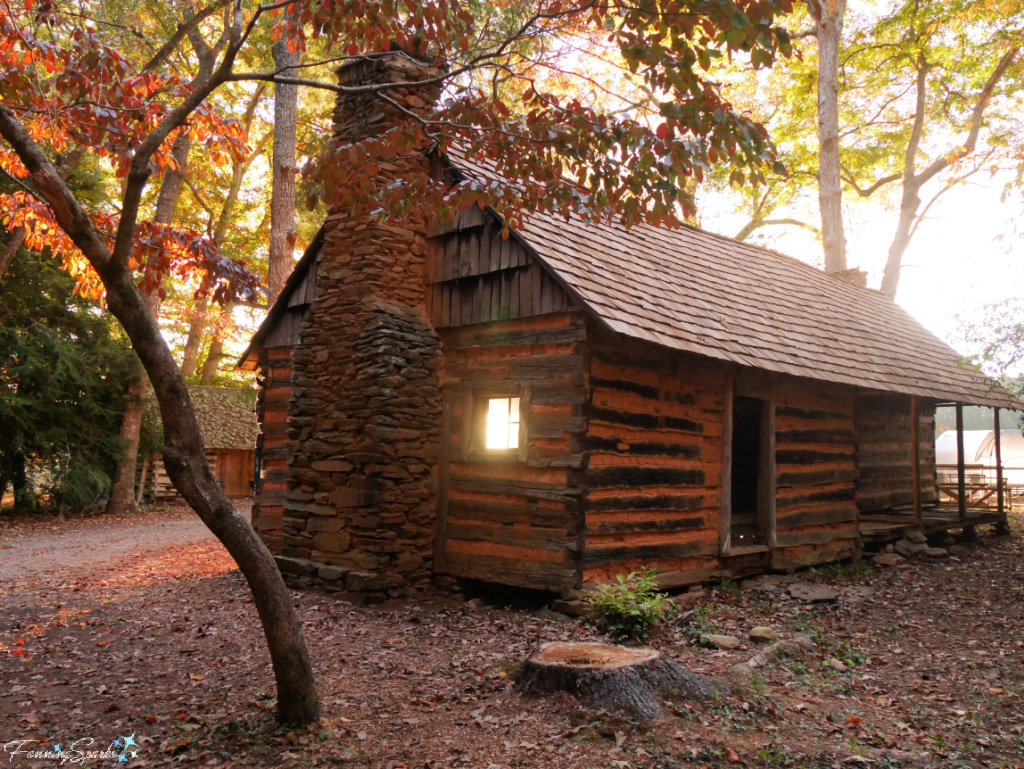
[1,0,1022,511]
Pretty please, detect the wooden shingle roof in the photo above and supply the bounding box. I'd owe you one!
[450,150,1014,408]
[150,386,259,450]
[189,386,259,450]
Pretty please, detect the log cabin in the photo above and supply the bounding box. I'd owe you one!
[150,386,257,499]
[238,50,1018,597]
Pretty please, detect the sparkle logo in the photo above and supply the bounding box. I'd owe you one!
[111,733,139,763]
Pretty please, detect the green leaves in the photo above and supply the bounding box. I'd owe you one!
[0,247,139,511]
[586,567,679,642]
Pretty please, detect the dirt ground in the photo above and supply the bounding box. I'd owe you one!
[1,505,1022,768]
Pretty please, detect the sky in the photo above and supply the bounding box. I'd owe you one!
[701,167,1023,369]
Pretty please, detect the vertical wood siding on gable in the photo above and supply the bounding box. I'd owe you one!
[580,337,728,584]
[427,217,569,328]
[855,393,938,513]
[438,311,588,592]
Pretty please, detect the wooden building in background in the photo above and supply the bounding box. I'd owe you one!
[151,386,257,499]
[238,51,1016,597]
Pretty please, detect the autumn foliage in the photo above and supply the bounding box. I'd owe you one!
[0,1,257,301]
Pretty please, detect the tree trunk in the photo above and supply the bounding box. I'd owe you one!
[136,457,150,506]
[268,34,300,304]
[879,182,921,298]
[199,320,227,384]
[0,226,25,279]
[105,373,147,515]
[180,301,208,378]
[106,132,192,515]
[809,0,847,273]
[10,450,32,508]
[0,49,320,732]
[517,642,730,721]
[154,132,192,224]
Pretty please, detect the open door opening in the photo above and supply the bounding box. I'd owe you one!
[730,395,767,546]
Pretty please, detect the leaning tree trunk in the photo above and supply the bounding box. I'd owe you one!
[809,0,848,274]
[0,48,320,730]
[879,181,922,298]
[517,642,730,721]
[106,131,193,516]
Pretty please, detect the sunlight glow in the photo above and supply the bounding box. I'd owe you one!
[486,397,520,450]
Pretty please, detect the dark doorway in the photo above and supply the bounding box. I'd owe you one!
[731,395,766,545]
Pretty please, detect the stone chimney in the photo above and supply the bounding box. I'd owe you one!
[833,268,868,289]
[280,50,446,595]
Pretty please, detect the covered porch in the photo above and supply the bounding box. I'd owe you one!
[859,400,1014,543]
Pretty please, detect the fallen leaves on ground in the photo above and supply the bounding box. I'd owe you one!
[1,505,1022,768]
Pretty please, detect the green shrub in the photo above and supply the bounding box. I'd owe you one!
[586,567,678,642]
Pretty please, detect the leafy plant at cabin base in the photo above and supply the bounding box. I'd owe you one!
[586,567,678,642]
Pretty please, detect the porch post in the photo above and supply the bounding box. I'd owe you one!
[911,396,922,527]
[956,403,966,521]
[994,407,1004,515]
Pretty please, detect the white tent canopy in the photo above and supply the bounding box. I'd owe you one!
[936,429,1024,483]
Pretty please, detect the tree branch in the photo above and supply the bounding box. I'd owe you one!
[841,169,901,197]
[141,0,231,73]
[735,217,819,242]
[113,0,250,269]
[913,43,1021,189]
[0,106,110,268]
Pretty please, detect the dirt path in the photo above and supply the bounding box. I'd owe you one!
[0,505,223,583]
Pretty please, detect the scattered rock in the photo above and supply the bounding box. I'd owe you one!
[949,544,970,558]
[905,530,928,544]
[788,583,839,603]
[748,626,778,644]
[318,565,345,581]
[706,634,741,650]
[744,574,799,589]
[842,586,876,604]
[762,637,813,662]
[671,589,706,608]
[535,608,571,622]
[873,552,905,567]
[923,547,949,559]
[828,657,848,673]
[550,599,588,617]
[894,539,929,557]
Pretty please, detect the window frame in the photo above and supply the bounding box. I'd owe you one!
[461,382,530,463]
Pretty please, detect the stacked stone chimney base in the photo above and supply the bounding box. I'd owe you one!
[277,296,442,595]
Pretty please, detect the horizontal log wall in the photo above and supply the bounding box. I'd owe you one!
[438,311,588,592]
[581,336,728,585]
[772,382,861,570]
[251,346,294,555]
[856,393,938,513]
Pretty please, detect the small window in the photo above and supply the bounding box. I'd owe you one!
[485,397,520,450]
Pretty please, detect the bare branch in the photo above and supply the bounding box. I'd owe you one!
[735,217,819,242]
[841,169,901,197]
[142,0,231,73]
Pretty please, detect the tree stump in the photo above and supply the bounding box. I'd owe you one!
[516,641,730,721]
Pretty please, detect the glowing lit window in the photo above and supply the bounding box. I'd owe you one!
[485,397,520,450]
